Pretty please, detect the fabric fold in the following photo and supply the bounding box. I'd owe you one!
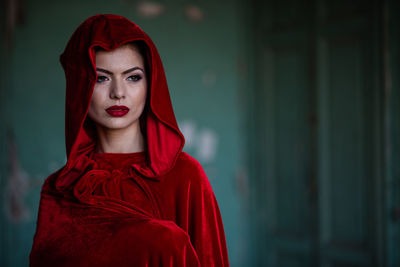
[30,14,229,267]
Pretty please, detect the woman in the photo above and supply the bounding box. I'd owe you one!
[30,14,229,266]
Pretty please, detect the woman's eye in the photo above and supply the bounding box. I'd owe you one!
[127,75,142,82]
[96,75,109,83]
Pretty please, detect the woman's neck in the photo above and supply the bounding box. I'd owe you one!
[95,122,145,153]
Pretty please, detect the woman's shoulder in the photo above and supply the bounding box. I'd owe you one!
[174,152,205,173]
[170,152,213,191]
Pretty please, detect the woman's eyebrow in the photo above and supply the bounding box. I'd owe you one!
[96,67,144,75]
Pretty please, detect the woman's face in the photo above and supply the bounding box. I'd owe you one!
[88,44,147,132]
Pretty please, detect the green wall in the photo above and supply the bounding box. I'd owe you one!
[2,0,399,266]
[248,0,399,266]
[0,0,249,266]
[387,0,400,265]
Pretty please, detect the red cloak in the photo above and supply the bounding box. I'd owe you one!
[30,14,229,267]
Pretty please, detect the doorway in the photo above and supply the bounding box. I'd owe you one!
[250,0,385,266]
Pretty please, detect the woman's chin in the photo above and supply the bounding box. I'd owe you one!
[97,120,139,131]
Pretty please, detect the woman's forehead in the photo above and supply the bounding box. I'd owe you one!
[95,45,144,68]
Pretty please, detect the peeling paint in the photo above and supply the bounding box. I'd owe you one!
[235,168,249,199]
[5,0,26,50]
[197,129,218,163]
[180,119,196,149]
[202,69,217,87]
[180,120,218,163]
[137,1,164,19]
[184,5,204,22]
[4,132,31,223]
[48,160,61,173]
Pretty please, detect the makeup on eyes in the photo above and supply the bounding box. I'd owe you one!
[96,67,144,83]
[127,73,143,81]
[96,67,144,75]
[96,74,143,82]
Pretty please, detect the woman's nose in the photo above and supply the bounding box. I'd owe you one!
[109,79,125,99]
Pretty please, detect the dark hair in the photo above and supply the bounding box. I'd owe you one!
[128,41,150,139]
[87,41,151,143]
[128,41,149,80]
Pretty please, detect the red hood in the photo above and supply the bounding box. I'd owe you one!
[56,14,185,189]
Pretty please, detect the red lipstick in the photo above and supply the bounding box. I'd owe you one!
[105,105,130,117]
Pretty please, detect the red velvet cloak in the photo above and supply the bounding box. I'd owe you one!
[30,14,229,267]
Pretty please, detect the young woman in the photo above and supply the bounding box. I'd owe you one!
[30,14,229,266]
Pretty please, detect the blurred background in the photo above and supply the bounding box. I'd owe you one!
[0,0,399,266]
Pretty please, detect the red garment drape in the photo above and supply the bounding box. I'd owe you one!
[30,14,229,267]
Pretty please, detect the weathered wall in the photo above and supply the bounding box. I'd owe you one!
[0,0,250,266]
[387,0,400,265]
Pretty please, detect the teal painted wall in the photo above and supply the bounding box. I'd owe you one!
[0,0,249,266]
[248,0,399,266]
[387,1,400,266]
[2,0,399,266]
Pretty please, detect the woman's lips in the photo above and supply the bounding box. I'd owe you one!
[105,105,130,117]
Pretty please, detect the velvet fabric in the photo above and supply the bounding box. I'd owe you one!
[30,14,229,266]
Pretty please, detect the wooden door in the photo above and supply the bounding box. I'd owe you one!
[251,0,385,266]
